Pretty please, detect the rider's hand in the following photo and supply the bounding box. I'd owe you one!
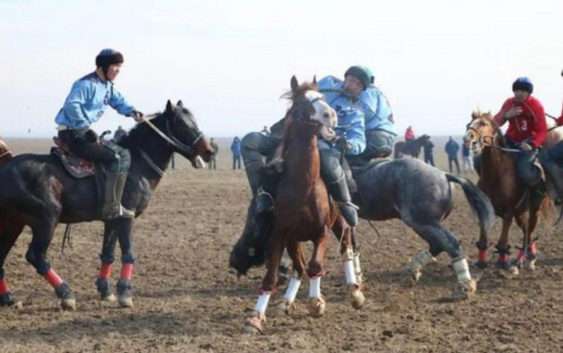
[520,142,533,152]
[504,107,523,120]
[335,136,351,152]
[131,110,144,123]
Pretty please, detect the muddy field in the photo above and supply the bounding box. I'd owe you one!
[1,138,563,353]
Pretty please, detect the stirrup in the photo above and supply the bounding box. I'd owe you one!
[255,188,274,213]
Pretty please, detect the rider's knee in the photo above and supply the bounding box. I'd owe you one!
[241,132,263,153]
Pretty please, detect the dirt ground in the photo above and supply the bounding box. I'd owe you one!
[1,138,563,353]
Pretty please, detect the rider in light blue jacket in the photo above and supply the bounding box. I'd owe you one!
[319,66,397,164]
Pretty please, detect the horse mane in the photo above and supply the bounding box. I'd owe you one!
[119,113,166,151]
[281,81,319,101]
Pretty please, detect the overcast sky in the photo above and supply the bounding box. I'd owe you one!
[1,0,562,138]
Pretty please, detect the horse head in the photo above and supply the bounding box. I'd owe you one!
[160,100,214,167]
[286,76,337,140]
[465,110,500,154]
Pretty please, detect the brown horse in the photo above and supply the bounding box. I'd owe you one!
[465,111,553,272]
[245,77,365,333]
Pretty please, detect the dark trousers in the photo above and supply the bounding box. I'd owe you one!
[232,155,242,169]
[424,153,435,166]
[448,156,460,174]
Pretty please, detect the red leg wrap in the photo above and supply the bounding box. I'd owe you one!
[0,279,9,295]
[44,269,63,288]
[99,263,112,279]
[120,263,133,281]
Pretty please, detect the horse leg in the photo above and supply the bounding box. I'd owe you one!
[495,215,513,271]
[515,211,538,271]
[406,221,476,300]
[26,216,76,310]
[0,218,24,306]
[279,240,306,315]
[245,233,285,333]
[340,226,365,309]
[114,219,135,308]
[334,217,364,285]
[307,228,330,317]
[475,220,489,269]
[95,222,119,303]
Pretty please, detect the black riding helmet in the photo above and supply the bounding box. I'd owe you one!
[95,49,124,77]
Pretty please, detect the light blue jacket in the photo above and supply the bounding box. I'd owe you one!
[358,85,396,134]
[318,76,366,155]
[55,72,135,129]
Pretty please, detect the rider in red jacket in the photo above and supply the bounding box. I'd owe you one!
[404,126,415,141]
[493,77,547,187]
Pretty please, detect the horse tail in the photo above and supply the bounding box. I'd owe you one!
[446,173,496,239]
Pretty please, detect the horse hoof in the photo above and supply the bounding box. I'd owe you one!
[13,301,24,310]
[278,300,295,315]
[308,297,326,318]
[351,288,365,309]
[118,295,134,308]
[451,279,477,301]
[244,314,264,334]
[101,293,117,303]
[495,260,511,271]
[61,298,76,311]
[473,260,488,269]
[509,265,520,276]
[526,259,537,271]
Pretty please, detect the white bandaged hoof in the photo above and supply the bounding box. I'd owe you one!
[244,312,266,334]
[350,287,365,309]
[451,279,477,300]
[60,298,76,311]
[308,296,326,317]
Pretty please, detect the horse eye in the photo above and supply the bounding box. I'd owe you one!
[323,112,330,118]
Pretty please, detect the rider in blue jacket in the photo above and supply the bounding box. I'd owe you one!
[55,49,144,219]
[241,66,380,227]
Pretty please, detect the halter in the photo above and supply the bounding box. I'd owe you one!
[466,119,520,153]
[137,112,204,176]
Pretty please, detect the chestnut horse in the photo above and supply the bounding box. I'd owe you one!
[0,101,213,310]
[245,77,364,333]
[465,111,553,273]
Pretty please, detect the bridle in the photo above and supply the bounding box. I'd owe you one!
[466,118,520,153]
[137,112,205,176]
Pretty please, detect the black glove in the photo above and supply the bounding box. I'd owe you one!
[131,110,144,122]
[334,136,351,152]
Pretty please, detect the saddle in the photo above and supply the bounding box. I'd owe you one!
[51,137,96,178]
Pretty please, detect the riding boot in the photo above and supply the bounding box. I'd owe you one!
[326,177,359,227]
[102,172,135,219]
[255,187,274,214]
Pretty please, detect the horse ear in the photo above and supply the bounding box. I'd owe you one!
[471,111,478,120]
[177,100,184,107]
[166,100,174,112]
[290,76,299,93]
[312,75,317,85]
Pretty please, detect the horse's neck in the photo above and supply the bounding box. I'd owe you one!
[284,135,320,189]
[127,128,174,187]
[480,145,512,181]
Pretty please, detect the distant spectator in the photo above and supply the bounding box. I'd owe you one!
[445,136,460,174]
[404,126,415,141]
[423,138,435,166]
[113,125,127,142]
[462,139,474,173]
[209,138,219,170]
[231,136,242,170]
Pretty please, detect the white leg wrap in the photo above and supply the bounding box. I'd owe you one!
[255,292,271,315]
[353,252,363,282]
[283,277,301,303]
[453,258,472,283]
[309,276,321,298]
[408,250,435,272]
[344,260,357,285]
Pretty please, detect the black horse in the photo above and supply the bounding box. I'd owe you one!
[394,134,431,159]
[231,157,495,299]
[0,100,213,309]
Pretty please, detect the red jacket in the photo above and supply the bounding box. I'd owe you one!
[404,127,415,141]
[493,96,547,148]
